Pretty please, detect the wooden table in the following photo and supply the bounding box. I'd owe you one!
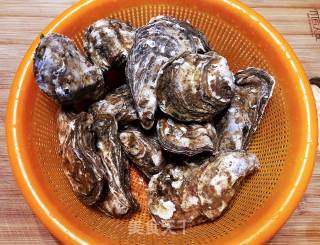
[0,0,319,244]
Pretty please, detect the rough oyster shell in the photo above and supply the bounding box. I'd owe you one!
[57,111,105,206]
[157,118,218,156]
[126,16,210,129]
[34,33,105,106]
[157,51,234,122]
[120,128,165,179]
[57,109,76,147]
[89,84,137,125]
[93,114,138,217]
[147,151,259,229]
[84,19,135,70]
[218,67,275,151]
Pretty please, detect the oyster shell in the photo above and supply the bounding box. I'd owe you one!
[310,77,320,87]
[310,77,320,152]
[34,33,105,106]
[157,51,234,122]
[120,128,165,179]
[93,114,138,217]
[84,19,135,70]
[57,111,105,206]
[126,16,210,129]
[157,118,218,156]
[89,84,137,125]
[148,151,259,229]
[218,67,275,151]
[57,109,76,147]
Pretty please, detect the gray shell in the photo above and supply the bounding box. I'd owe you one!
[84,19,135,70]
[34,33,105,106]
[89,84,138,125]
[57,109,76,147]
[120,128,165,179]
[157,118,218,156]
[157,51,234,122]
[218,67,275,151]
[147,151,259,229]
[57,111,105,206]
[94,114,138,217]
[126,16,210,129]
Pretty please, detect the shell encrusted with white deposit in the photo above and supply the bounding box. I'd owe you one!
[126,16,210,129]
[93,114,139,217]
[120,127,166,179]
[147,151,259,229]
[57,110,138,217]
[89,84,138,125]
[57,111,106,206]
[218,67,275,151]
[34,33,105,106]
[84,19,135,70]
[157,51,234,122]
[157,118,218,156]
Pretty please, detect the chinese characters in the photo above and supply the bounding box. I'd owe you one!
[128,219,186,235]
[308,9,320,41]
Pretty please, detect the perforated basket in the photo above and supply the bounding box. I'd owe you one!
[6,0,318,244]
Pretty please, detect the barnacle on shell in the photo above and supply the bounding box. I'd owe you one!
[147,151,259,229]
[217,67,275,151]
[157,51,234,122]
[126,16,210,129]
[34,33,105,106]
[157,118,218,156]
[84,19,135,70]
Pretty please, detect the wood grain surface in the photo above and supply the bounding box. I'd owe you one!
[0,0,319,244]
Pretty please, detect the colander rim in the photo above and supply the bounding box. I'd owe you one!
[5,0,318,244]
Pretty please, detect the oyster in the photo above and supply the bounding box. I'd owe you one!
[93,114,138,217]
[310,77,320,152]
[120,128,165,179]
[126,16,210,129]
[157,51,234,122]
[218,67,275,151]
[84,19,135,70]
[157,118,218,156]
[89,84,137,125]
[148,151,259,229]
[57,111,105,206]
[34,33,105,106]
[310,77,320,87]
[57,109,76,147]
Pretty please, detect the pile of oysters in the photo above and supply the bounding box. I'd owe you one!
[33,16,275,229]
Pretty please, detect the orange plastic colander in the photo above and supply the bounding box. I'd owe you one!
[6,0,318,244]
